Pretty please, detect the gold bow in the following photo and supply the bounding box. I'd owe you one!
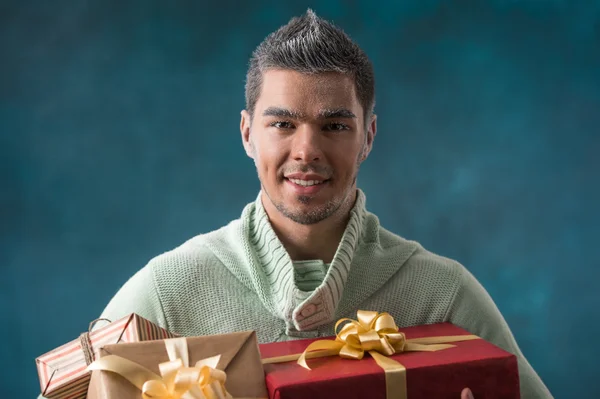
[88,337,232,399]
[297,310,467,369]
[266,310,481,399]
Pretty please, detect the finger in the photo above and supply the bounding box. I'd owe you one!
[461,387,474,399]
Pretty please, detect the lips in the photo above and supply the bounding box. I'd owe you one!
[287,178,325,187]
[284,173,328,181]
[284,176,329,195]
[282,168,332,195]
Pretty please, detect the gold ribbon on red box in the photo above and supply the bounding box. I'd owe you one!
[263,310,481,399]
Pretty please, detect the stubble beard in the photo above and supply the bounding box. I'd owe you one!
[275,190,347,225]
[255,140,366,226]
[263,166,360,225]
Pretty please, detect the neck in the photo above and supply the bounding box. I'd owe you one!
[261,189,358,264]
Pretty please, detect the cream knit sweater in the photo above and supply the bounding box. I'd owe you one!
[49,190,553,398]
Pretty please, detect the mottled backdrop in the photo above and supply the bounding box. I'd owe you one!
[1,1,598,398]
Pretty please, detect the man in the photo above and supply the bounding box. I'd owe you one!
[82,10,551,399]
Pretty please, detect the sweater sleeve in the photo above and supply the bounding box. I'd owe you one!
[98,261,169,330]
[445,265,553,399]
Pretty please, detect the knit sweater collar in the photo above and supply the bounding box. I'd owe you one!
[243,189,366,331]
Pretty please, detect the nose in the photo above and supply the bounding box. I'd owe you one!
[291,125,323,163]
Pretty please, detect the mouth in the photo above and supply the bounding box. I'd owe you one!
[285,177,328,187]
[284,177,330,195]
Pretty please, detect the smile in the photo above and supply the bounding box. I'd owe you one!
[287,178,326,187]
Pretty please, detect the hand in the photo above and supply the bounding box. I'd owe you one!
[461,388,474,399]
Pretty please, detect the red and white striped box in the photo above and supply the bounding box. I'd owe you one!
[36,313,177,399]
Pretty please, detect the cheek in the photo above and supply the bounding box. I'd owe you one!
[334,145,362,172]
[254,141,286,176]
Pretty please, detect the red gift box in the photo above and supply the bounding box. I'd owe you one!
[260,322,520,399]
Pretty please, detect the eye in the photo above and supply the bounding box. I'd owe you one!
[269,121,295,129]
[325,122,350,131]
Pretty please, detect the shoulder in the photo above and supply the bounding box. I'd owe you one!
[368,212,465,274]
[371,216,467,289]
[148,219,242,275]
[406,242,465,276]
[400,241,467,295]
[353,216,471,325]
[357,209,467,285]
[99,215,248,330]
[98,232,220,323]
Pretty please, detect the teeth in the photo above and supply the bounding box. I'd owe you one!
[289,178,324,187]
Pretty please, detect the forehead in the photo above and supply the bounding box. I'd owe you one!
[256,69,363,118]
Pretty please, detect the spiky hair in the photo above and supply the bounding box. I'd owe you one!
[245,9,375,121]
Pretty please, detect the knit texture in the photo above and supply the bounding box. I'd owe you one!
[41,189,553,398]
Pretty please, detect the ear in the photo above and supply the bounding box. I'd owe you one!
[240,110,255,159]
[360,114,377,162]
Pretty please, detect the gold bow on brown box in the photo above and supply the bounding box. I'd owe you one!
[87,331,268,399]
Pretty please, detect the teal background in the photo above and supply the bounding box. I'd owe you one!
[1,1,599,398]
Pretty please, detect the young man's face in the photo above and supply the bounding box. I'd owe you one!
[241,69,376,225]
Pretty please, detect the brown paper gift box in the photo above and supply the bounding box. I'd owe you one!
[87,330,269,399]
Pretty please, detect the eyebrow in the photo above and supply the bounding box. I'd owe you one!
[318,108,357,119]
[262,106,356,120]
[262,107,306,119]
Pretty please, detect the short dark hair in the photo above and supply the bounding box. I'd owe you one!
[245,9,375,122]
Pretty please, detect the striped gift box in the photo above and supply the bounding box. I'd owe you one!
[36,313,177,399]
